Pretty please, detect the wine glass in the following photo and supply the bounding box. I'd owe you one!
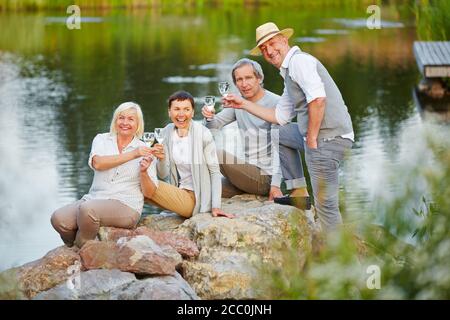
[204,96,216,121]
[218,81,230,108]
[154,128,165,144]
[142,132,155,147]
[218,81,230,97]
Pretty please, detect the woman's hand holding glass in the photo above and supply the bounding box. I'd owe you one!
[201,104,216,120]
[135,146,153,158]
[151,143,165,160]
[137,132,157,159]
[143,132,156,147]
[203,96,216,121]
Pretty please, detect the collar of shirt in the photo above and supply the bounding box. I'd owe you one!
[108,133,141,152]
[279,46,302,79]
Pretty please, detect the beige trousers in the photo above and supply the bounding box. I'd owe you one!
[145,181,196,218]
[51,199,140,248]
[217,149,271,197]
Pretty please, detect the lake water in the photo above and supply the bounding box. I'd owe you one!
[0,5,445,271]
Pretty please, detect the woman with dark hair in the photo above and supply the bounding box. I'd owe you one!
[140,91,234,218]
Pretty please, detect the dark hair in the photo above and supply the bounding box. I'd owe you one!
[168,91,195,109]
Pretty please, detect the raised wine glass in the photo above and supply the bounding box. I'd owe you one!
[142,132,155,147]
[204,96,216,121]
[218,81,230,97]
[154,128,165,144]
[218,81,230,108]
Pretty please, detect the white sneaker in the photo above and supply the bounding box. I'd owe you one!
[304,209,315,227]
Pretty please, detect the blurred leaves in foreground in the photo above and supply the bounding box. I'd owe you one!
[256,122,450,299]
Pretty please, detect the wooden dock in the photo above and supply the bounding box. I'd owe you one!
[413,41,450,78]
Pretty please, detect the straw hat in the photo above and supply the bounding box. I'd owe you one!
[249,22,294,56]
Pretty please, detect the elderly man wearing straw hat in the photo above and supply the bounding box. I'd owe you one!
[223,22,354,232]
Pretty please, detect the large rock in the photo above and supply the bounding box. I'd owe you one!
[98,226,199,259]
[33,269,199,300]
[0,246,80,299]
[176,194,313,299]
[79,236,181,276]
[109,272,199,300]
[138,212,186,231]
[1,195,313,300]
[33,269,136,300]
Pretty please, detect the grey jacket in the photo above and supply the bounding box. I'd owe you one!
[157,121,221,215]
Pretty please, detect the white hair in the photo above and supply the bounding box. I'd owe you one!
[231,58,264,85]
[109,102,144,138]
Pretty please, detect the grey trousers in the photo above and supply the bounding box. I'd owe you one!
[305,137,352,231]
[272,123,307,190]
[218,123,307,197]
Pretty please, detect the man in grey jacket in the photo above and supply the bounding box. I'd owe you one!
[202,58,310,204]
[224,22,354,231]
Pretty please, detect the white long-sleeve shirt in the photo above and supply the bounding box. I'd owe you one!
[275,46,354,141]
[83,133,158,214]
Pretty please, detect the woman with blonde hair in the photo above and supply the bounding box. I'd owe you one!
[51,102,161,248]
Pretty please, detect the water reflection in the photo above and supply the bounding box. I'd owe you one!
[413,88,450,123]
[162,76,218,84]
[45,17,104,24]
[0,6,433,270]
[314,29,350,35]
[0,53,69,270]
[331,18,405,29]
[294,37,326,43]
[189,63,232,71]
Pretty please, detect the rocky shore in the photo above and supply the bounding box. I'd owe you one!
[0,195,315,300]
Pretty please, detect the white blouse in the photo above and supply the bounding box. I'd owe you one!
[171,130,194,191]
[82,133,158,214]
